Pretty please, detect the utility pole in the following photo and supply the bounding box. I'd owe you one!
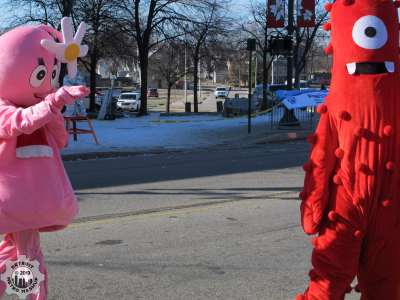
[279,0,300,127]
[247,39,256,134]
[255,55,258,88]
[184,43,187,104]
[287,0,294,91]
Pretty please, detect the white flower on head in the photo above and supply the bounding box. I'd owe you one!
[40,17,88,78]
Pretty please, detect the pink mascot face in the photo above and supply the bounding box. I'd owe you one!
[0,26,61,107]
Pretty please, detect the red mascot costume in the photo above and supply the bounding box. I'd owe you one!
[297,0,400,299]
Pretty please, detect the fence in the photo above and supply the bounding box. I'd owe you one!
[268,104,318,131]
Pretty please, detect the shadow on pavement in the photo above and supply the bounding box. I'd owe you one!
[66,142,309,190]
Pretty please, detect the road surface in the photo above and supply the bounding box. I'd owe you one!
[14,141,359,299]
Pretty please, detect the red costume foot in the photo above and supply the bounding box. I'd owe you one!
[298,0,400,299]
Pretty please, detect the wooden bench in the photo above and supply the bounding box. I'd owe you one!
[64,116,99,145]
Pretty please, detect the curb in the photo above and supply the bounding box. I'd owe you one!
[254,131,312,144]
[62,130,313,161]
[62,149,184,161]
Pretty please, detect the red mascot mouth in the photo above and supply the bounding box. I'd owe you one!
[346,61,394,75]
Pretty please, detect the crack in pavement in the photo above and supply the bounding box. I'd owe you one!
[72,190,299,226]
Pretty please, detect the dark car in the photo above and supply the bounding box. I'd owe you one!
[147,88,159,97]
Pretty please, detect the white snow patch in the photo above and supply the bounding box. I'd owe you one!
[62,111,284,155]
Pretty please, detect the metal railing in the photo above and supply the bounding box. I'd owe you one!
[268,104,318,130]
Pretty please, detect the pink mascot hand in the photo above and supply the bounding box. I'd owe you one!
[46,86,90,110]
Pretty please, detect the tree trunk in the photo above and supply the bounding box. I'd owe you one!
[193,50,200,113]
[89,46,98,113]
[261,49,268,110]
[166,83,172,113]
[138,53,149,116]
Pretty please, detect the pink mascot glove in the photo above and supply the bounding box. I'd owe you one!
[45,86,90,110]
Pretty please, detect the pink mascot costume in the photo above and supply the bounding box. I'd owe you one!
[0,18,89,299]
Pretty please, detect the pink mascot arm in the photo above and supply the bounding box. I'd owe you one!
[45,110,68,149]
[300,107,339,235]
[0,100,56,138]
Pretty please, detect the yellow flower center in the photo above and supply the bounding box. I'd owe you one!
[64,43,80,61]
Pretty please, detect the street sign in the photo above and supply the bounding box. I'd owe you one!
[247,39,256,51]
[269,37,293,55]
[297,0,316,27]
[267,0,286,28]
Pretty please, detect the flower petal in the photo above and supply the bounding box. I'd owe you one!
[40,39,67,62]
[79,45,89,57]
[61,17,74,43]
[73,22,87,44]
[67,60,78,79]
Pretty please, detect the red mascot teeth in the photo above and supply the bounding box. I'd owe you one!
[298,0,400,298]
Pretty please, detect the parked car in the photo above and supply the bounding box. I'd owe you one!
[214,86,229,98]
[116,92,141,112]
[147,88,159,97]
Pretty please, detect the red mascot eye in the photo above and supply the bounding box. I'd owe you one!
[352,15,388,49]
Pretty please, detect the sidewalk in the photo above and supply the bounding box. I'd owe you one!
[61,111,313,160]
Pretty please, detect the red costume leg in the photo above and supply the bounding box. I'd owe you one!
[357,221,400,299]
[301,221,362,300]
[12,230,48,300]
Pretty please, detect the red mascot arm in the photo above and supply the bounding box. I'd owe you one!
[300,105,338,235]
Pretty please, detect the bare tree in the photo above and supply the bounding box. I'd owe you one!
[293,1,328,87]
[153,41,185,113]
[74,0,118,112]
[7,0,74,27]
[117,0,194,116]
[241,0,275,110]
[184,0,230,112]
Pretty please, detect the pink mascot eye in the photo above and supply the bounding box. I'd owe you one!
[30,65,47,87]
[51,64,59,87]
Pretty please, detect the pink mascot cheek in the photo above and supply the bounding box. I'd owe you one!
[0,26,58,107]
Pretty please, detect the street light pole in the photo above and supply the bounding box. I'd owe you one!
[184,43,187,104]
[247,38,256,134]
[255,55,258,88]
[279,0,300,127]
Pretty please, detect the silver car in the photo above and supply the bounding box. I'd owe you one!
[116,92,141,112]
